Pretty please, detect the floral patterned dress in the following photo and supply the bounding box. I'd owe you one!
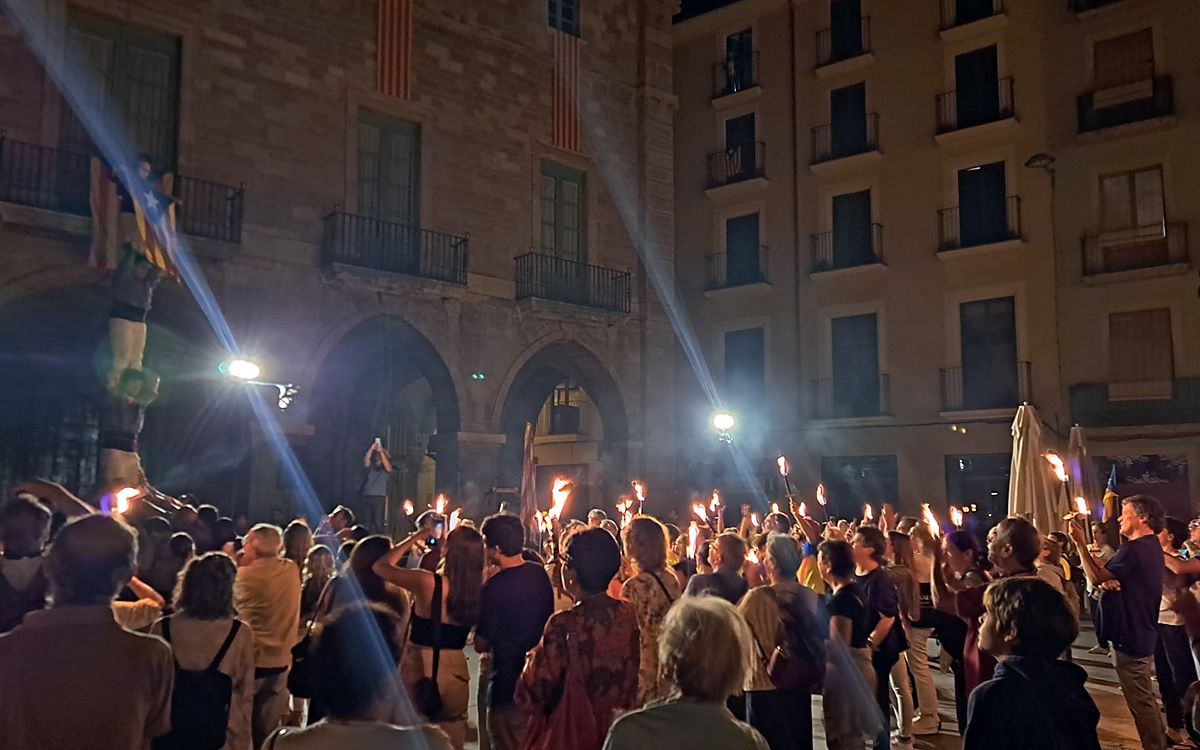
[515,594,641,750]
[620,569,681,706]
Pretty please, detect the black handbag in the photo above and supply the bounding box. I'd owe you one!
[411,574,445,719]
[287,578,338,699]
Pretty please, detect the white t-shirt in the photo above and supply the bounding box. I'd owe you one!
[263,719,452,750]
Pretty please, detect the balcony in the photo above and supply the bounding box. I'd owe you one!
[940,361,1031,413]
[713,52,759,100]
[1082,222,1189,278]
[937,196,1021,253]
[811,113,879,165]
[705,142,765,190]
[515,252,630,313]
[810,224,884,274]
[1078,75,1174,134]
[936,77,1015,135]
[1071,378,1200,427]
[813,375,891,420]
[1070,0,1126,12]
[704,248,768,291]
[816,16,871,69]
[321,211,468,284]
[0,136,244,242]
[940,0,1004,30]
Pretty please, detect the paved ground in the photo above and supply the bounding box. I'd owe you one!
[461,624,1143,749]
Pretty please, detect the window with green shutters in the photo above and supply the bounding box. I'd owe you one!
[59,11,180,171]
[540,162,585,261]
[357,111,421,225]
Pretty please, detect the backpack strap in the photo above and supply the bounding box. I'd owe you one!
[651,571,675,604]
[207,620,242,672]
[161,615,172,644]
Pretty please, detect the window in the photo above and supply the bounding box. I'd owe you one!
[820,455,898,519]
[945,454,1010,526]
[59,11,180,170]
[1101,166,1164,233]
[718,113,758,183]
[724,213,762,286]
[959,296,1018,410]
[830,0,864,61]
[549,0,580,36]
[830,82,867,158]
[1109,309,1173,385]
[357,111,420,224]
[832,189,873,266]
[722,29,754,94]
[724,327,765,406]
[830,313,880,417]
[958,162,1007,247]
[540,162,585,261]
[1094,29,1153,90]
[954,46,1000,128]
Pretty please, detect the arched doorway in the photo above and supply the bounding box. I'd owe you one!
[497,340,629,519]
[307,315,460,525]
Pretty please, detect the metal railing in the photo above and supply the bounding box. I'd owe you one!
[1082,221,1188,276]
[174,175,244,243]
[813,375,890,419]
[1078,75,1174,133]
[940,0,1004,30]
[705,142,765,189]
[713,51,759,99]
[321,211,468,284]
[1070,377,1200,427]
[705,247,769,290]
[0,137,91,215]
[940,361,1031,412]
[938,195,1021,252]
[811,113,879,164]
[816,16,871,68]
[515,252,630,313]
[811,223,884,273]
[1070,0,1125,12]
[936,77,1015,133]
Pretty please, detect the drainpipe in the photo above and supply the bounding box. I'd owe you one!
[789,0,802,433]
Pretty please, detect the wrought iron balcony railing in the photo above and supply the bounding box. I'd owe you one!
[515,252,630,313]
[705,142,765,189]
[713,51,759,99]
[705,247,768,290]
[811,113,879,164]
[941,361,1031,412]
[1071,378,1200,427]
[321,211,468,284]
[936,77,1015,133]
[938,195,1021,252]
[1078,75,1174,133]
[811,224,884,273]
[1082,222,1188,276]
[940,0,1004,30]
[816,16,871,68]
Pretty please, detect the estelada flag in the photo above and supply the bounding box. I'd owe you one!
[1102,464,1119,522]
[88,158,179,281]
[133,171,180,281]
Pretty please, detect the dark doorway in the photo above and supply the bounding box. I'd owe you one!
[830,0,864,61]
[831,313,880,417]
[725,213,762,286]
[830,82,867,158]
[954,45,1000,128]
[958,162,1007,247]
[960,297,1018,410]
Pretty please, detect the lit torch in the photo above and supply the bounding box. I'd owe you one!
[113,486,139,516]
[950,505,964,530]
[403,499,415,516]
[751,512,760,528]
[631,480,646,514]
[687,520,699,560]
[816,483,829,521]
[799,501,807,517]
[448,508,462,531]
[921,503,942,538]
[434,494,449,515]
[1074,496,1094,544]
[771,502,780,515]
[709,490,721,512]
[692,502,709,524]
[862,504,874,525]
[777,455,796,501]
[548,478,573,561]
[746,548,760,564]
[616,496,633,528]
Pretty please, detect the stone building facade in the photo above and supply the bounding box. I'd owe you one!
[0,0,680,521]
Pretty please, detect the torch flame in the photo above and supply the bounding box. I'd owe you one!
[621,510,633,528]
[1043,452,1068,483]
[434,494,448,515]
[448,508,462,531]
[549,478,572,521]
[631,480,646,503]
[777,455,790,477]
[799,501,807,517]
[692,502,708,523]
[747,549,759,564]
[770,502,780,515]
[403,499,415,516]
[751,512,760,528]
[921,503,942,537]
[816,483,827,506]
[114,486,138,515]
[687,521,699,559]
[863,504,874,522]
[709,490,721,511]
[1074,496,1090,516]
[950,505,964,528]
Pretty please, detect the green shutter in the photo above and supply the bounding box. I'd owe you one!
[540,162,585,261]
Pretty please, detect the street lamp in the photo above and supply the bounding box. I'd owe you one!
[219,358,299,410]
[711,411,736,443]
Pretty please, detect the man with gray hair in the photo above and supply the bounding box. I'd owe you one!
[0,514,173,749]
[235,523,301,747]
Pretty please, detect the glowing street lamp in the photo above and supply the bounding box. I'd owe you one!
[711,411,736,443]
[219,358,299,410]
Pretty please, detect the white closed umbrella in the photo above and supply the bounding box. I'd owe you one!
[1068,424,1102,518]
[1008,404,1061,532]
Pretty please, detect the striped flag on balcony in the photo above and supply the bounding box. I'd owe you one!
[551,29,581,152]
[377,0,412,100]
[88,159,178,280]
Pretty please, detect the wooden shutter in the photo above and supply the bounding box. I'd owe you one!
[1093,29,1154,89]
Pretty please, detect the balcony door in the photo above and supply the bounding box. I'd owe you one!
[724,29,754,93]
[960,297,1017,410]
[830,82,867,158]
[357,112,422,273]
[540,162,587,303]
[723,113,756,182]
[724,213,761,287]
[831,313,880,417]
[956,0,995,26]
[830,0,863,61]
[832,189,872,267]
[954,45,999,128]
[958,162,1006,247]
[725,327,765,407]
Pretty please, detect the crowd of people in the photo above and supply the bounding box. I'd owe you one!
[0,477,1192,750]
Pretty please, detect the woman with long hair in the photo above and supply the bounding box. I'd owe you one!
[931,529,990,729]
[151,552,255,750]
[282,521,312,578]
[884,531,918,747]
[374,525,484,749]
[299,545,334,625]
[621,516,683,706]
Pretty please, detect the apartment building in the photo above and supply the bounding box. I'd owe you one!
[0,0,680,519]
[673,0,1199,519]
